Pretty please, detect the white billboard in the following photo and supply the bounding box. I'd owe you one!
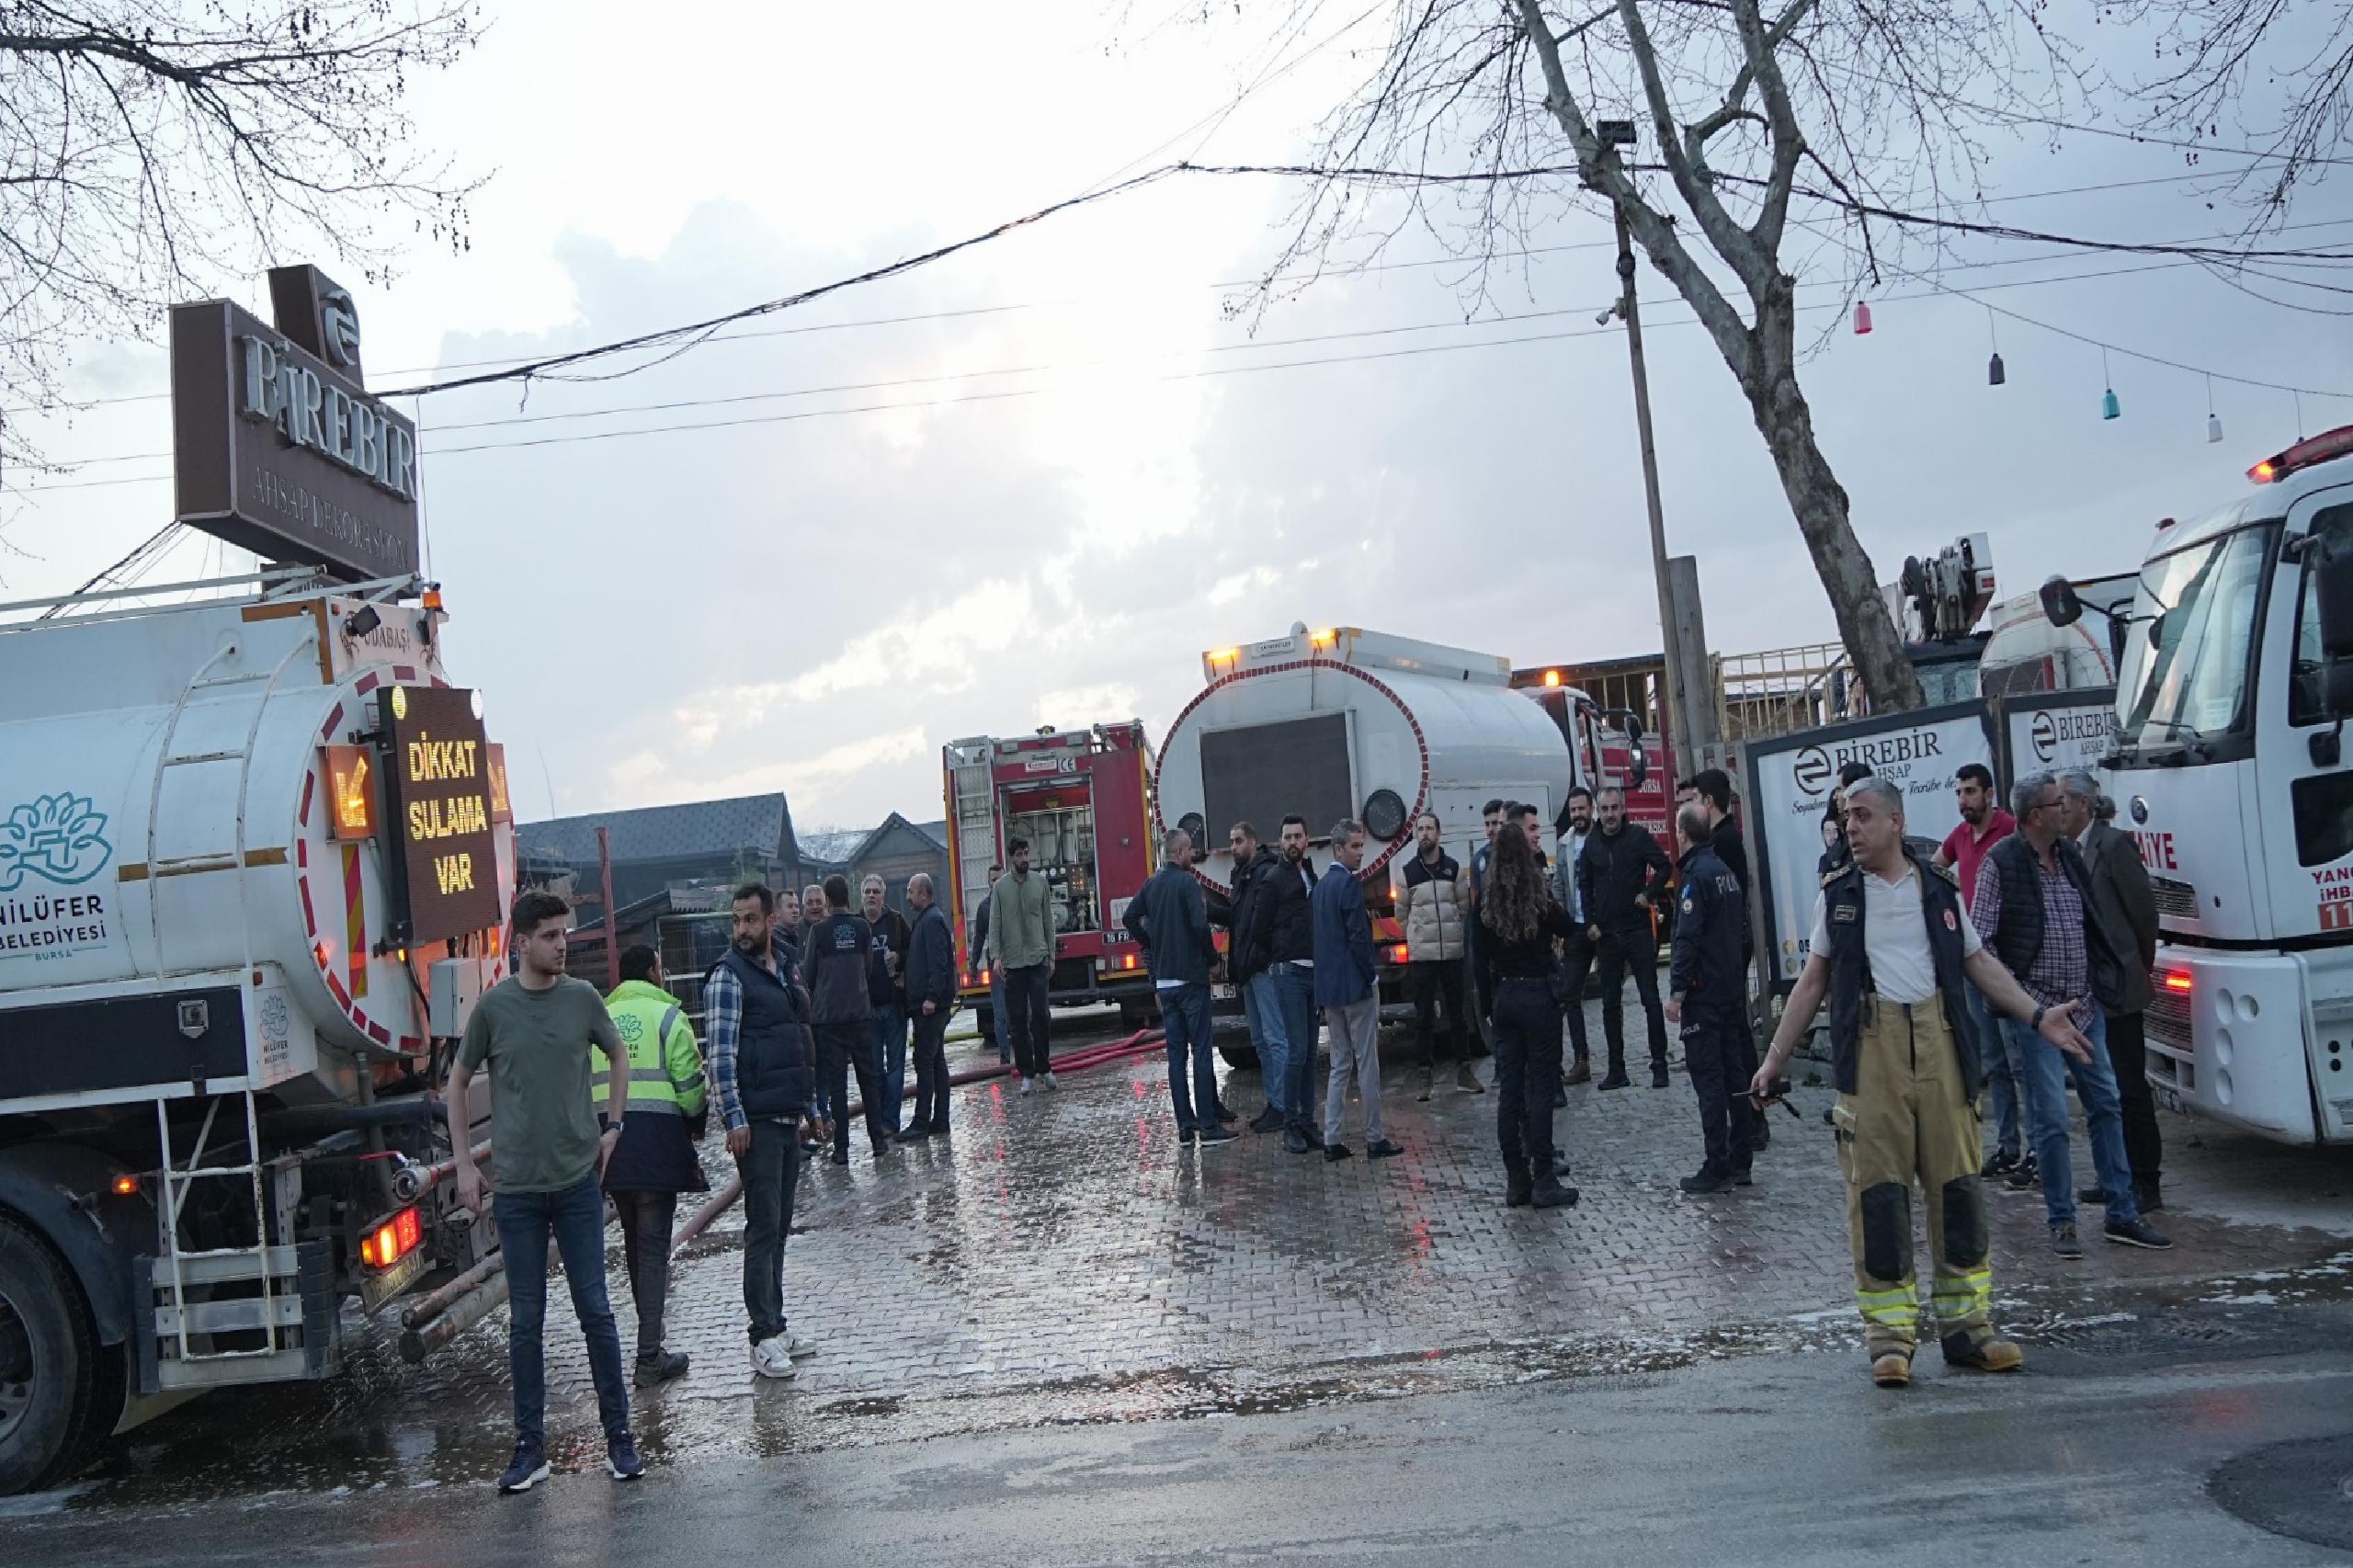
[1747,704,1995,984]
[1999,692,2120,790]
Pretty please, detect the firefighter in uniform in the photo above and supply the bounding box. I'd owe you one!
[596,945,710,1385]
[1753,777,2097,1388]
[1664,805,1756,1194]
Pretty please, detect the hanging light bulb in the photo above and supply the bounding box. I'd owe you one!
[1988,352,2006,386]
[2207,412,2224,444]
[2102,387,2120,421]
[1853,299,1873,335]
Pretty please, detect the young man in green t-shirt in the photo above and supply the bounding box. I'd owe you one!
[448,891,640,1491]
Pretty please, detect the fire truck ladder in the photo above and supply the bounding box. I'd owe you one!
[948,740,997,938]
[141,626,322,1389]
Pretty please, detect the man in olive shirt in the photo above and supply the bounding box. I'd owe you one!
[448,891,641,1492]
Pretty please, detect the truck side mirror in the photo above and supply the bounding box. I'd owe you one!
[2039,574,2084,629]
[1626,744,1650,791]
[1624,712,1645,745]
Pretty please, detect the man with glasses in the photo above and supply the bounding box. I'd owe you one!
[1970,773,2172,1257]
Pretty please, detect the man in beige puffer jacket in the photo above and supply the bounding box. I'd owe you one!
[1398,812,1481,1098]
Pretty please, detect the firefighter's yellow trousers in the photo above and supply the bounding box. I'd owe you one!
[1831,995,1995,1360]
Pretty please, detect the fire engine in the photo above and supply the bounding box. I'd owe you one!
[941,722,1160,1031]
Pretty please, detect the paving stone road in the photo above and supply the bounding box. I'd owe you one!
[74,1004,2353,1501]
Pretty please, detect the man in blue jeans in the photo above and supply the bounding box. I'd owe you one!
[448,890,642,1491]
[1970,772,2172,1257]
[1265,814,1324,1153]
[1211,822,1288,1131]
[1126,828,1239,1146]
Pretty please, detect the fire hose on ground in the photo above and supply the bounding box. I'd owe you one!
[395,1026,1167,1358]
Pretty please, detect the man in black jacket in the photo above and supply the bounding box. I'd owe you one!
[1212,822,1289,1132]
[1665,808,1757,1193]
[898,873,958,1142]
[1578,786,1675,1089]
[803,875,893,1166]
[1265,814,1324,1153]
[1127,829,1238,1146]
[862,875,915,1137]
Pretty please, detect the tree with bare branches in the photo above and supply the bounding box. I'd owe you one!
[1205,1,2161,711]
[2112,0,2352,218]
[1,1,481,478]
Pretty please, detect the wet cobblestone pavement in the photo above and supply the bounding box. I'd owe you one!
[68,1009,2353,1503]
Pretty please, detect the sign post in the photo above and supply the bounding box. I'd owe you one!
[1744,701,1995,990]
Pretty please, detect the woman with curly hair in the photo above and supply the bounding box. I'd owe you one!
[1479,824,1581,1210]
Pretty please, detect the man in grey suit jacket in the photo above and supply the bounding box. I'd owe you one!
[2061,773,2164,1212]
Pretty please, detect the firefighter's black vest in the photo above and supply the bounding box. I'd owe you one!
[1821,849,1983,1096]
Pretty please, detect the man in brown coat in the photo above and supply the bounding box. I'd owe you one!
[2062,772,2165,1213]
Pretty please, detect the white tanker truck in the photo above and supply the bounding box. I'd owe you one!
[1153,626,1644,1061]
[0,567,515,1494]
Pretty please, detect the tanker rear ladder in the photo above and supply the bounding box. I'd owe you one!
[139,607,326,1388]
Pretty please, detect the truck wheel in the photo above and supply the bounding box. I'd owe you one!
[1118,997,1158,1033]
[0,1217,119,1495]
[1217,1043,1262,1071]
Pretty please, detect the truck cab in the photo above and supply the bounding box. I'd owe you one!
[2052,426,2353,1142]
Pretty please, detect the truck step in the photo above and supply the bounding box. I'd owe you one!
[156,1294,305,1336]
[160,1245,301,1286]
[152,1347,314,1392]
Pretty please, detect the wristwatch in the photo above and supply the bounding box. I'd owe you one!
[2029,1004,2048,1032]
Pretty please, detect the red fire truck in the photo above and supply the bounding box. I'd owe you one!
[942,722,1160,1031]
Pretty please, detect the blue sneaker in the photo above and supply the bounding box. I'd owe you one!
[498,1442,550,1493]
[608,1432,644,1482]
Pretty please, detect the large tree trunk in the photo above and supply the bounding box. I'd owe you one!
[1745,291,1926,713]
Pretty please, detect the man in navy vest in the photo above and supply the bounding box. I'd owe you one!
[707,883,819,1380]
[1753,778,2095,1389]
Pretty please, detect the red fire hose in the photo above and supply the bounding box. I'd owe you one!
[669,1026,1165,1258]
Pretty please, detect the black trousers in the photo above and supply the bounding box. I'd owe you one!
[1555,928,1594,1061]
[1004,962,1052,1077]
[734,1121,801,1344]
[1682,1004,1759,1178]
[2107,1008,2163,1187]
[1490,978,1563,1181]
[1409,959,1471,1066]
[815,1020,888,1157]
[1596,924,1668,1070]
[911,1006,952,1131]
[608,1189,678,1359]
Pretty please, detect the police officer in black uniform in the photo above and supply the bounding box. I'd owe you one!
[1665,804,1757,1194]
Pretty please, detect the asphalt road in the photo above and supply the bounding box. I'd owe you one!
[10,1299,2350,1565]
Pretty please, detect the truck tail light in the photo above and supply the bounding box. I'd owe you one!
[361,1206,424,1269]
[1388,943,1409,964]
[323,744,379,841]
[2159,969,2193,994]
[1122,954,1138,971]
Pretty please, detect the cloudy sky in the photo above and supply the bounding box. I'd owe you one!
[8,1,2351,836]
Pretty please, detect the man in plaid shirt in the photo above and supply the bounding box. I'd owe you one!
[1970,772,2169,1257]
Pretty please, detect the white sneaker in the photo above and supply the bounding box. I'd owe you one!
[786,1333,818,1359]
[1041,1073,1059,1091]
[751,1335,796,1380]
[1019,1077,1034,1096]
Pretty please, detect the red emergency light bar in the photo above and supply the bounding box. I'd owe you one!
[2249,425,2353,485]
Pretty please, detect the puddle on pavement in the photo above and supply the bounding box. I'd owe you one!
[55,1244,2353,1510]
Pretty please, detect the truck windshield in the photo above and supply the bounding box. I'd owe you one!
[2116,523,2274,754]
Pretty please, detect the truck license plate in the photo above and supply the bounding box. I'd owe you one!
[362,1246,427,1315]
[2153,1083,2186,1117]
[1212,983,1235,1001]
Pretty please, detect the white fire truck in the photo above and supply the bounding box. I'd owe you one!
[0,568,514,1494]
[2043,426,2353,1144]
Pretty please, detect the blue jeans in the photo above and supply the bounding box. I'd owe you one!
[494,1173,631,1450]
[1158,982,1220,1132]
[1972,982,2033,1159]
[874,1003,909,1132]
[1244,971,1290,1116]
[2006,1007,2141,1228]
[1272,963,1320,1133]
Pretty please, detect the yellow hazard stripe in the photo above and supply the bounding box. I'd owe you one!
[1856,1286,1919,1326]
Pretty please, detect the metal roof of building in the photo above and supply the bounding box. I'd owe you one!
[516,792,794,868]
